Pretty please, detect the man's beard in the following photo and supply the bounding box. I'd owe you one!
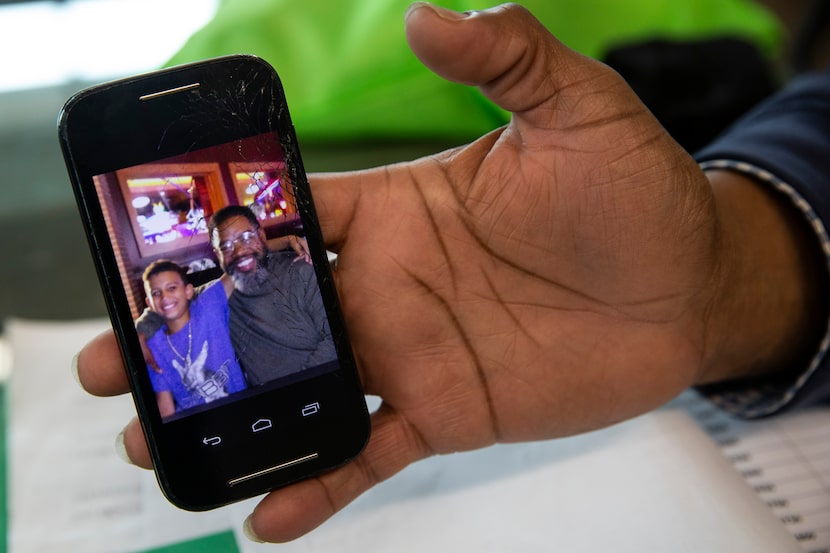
[226,251,270,294]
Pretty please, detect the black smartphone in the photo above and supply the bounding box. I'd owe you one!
[58,55,370,510]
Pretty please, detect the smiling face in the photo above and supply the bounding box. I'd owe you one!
[144,270,194,332]
[212,214,269,292]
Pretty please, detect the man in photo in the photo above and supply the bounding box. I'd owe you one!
[209,204,337,385]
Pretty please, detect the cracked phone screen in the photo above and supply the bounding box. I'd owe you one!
[90,78,341,423]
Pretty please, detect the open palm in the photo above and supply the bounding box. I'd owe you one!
[258,3,721,540]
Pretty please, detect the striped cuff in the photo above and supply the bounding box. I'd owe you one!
[697,159,830,418]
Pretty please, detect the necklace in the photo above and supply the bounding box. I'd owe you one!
[166,320,192,368]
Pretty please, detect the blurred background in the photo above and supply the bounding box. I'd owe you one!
[0,0,827,323]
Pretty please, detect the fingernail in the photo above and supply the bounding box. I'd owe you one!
[70,352,81,385]
[115,427,134,465]
[405,2,470,22]
[243,516,265,543]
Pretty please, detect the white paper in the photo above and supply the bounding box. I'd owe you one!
[4,318,802,552]
[232,408,800,553]
[5,318,233,553]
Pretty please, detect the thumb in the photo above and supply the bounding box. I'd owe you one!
[313,3,573,249]
[405,2,620,127]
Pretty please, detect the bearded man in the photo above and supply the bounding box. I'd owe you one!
[206,204,337,385]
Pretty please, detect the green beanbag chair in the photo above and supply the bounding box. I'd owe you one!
[167,0,782,142]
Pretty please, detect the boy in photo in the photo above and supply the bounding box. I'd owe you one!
[141,259,247,418]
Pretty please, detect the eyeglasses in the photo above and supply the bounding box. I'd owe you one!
[216,230,259,254]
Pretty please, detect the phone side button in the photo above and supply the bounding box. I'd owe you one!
[227,453,319,488]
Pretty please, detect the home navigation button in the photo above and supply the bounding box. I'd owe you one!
[252,418,273,433]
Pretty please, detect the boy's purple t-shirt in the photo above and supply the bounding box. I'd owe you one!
[146,280,247,413]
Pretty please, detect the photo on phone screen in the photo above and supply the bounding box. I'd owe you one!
[92,130,340,422]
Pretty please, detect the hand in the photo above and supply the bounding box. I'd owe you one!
[137,333,161,374]
[288,235,312,264]
[75,2,822,543]
[266,234,312,264]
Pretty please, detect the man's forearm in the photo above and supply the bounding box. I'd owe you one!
[135,308,164,338]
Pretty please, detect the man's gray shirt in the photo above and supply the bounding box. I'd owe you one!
[228,251,336,385]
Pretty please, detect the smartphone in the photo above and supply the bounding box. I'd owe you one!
[58,55,370,510]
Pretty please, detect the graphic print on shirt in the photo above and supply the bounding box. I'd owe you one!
[171,340,230,403]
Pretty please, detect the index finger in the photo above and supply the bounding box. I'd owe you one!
[74,328,130,396]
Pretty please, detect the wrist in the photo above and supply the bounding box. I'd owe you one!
[698,169,829,385]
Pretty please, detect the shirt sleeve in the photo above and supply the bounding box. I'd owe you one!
[135,307,164,338]
[694,70,830,418]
